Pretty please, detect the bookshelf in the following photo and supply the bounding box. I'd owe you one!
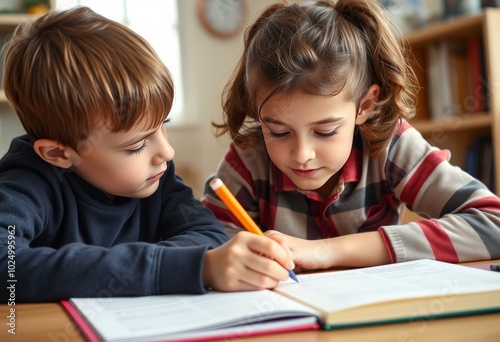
[406,8,500,195]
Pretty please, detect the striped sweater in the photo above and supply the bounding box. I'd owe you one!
[202,120,500,263]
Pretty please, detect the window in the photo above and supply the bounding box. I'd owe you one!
[55,0,184,121]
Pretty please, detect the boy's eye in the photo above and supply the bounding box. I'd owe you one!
[161,118,171,133]
[127,141,147,155]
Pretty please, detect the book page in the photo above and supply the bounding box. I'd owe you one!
[70,289,319,341]
[275,259,500,314]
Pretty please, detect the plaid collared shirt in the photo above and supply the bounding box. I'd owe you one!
[202,120,500,263]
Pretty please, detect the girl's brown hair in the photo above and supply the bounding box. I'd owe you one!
[2,6,173,151]
[215,0,417,158]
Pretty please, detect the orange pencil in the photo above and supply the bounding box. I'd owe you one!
[210,177,299,282]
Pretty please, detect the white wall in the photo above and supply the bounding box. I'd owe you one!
[171,0,272,196]
[0,105,18,155]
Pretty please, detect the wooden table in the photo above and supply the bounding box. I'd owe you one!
[2,259,499,342]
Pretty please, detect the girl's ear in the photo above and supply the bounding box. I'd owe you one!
[33,139,78,169]
[355,84,380,125]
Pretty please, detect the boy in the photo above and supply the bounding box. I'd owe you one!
[0,7,294,302]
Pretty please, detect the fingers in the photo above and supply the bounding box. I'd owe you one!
[204,249,283,291]
[266,231,333,271]
[264,230,288,248]
[202,232,294,292]
[264,230,294,265]
[244,232,294,271]
[233,255,287,290]
[243,247,290,280]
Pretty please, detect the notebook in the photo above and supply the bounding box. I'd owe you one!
[62,259,500,341]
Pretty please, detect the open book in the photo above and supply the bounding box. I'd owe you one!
[62,259,500,341]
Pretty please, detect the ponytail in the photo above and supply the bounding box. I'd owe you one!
[333,0,417,156]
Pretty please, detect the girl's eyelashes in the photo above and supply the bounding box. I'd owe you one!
[316,130,338,138]
[269,131,289,138]
[268,130,339,138]
[163,118,171,125]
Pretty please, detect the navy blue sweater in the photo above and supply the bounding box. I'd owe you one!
[0,135,229,302]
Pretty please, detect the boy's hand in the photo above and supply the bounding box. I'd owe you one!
[202,231,295,291]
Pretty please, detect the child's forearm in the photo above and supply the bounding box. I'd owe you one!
[267,230,392,270]
[326,231,391,267]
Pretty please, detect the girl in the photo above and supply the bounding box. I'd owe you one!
[202,0,500,270]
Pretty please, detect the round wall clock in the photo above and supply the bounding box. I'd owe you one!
[197,0,248,38]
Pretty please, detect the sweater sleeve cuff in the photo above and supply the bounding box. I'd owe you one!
[379,229,397,263]
[157,246,209,294]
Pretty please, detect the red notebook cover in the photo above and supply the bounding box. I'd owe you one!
[61,300,101,342]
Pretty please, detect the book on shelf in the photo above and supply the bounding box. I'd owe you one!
[467,36,489,113]
[426,36,490,119]
[442,0,499,20]
[479,139,493,190]
[464,136,495,191]
[427,41,462,120]
[62,259,500,342]
[448,41,470,114]
[427,42,442,120]
[464,137,483,178]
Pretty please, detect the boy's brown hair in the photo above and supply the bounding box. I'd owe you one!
[2,6,173,151]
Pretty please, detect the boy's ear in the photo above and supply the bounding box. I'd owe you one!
[33,139,77,169]
[355,84,380,125]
